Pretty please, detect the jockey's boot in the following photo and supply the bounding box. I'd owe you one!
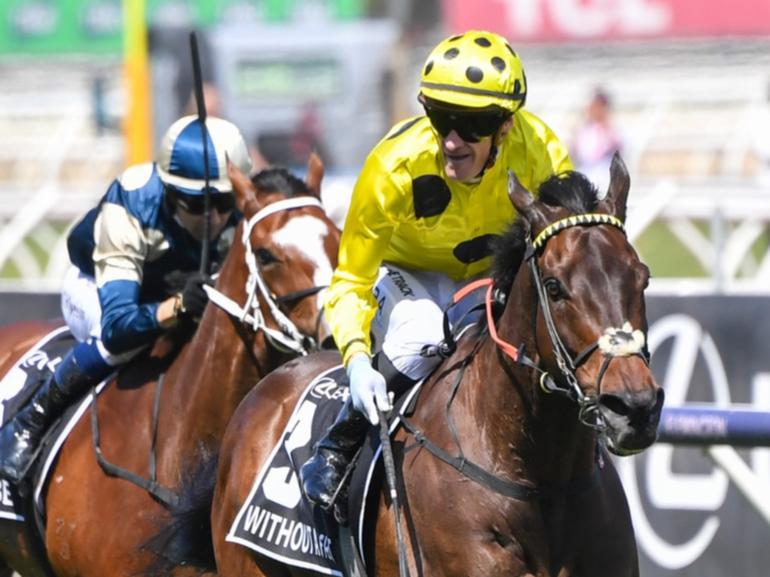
[0,349,98,483]
[300,398,370,520]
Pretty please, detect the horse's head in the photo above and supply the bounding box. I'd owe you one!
[506,154,663,455]
[223,153,340,354]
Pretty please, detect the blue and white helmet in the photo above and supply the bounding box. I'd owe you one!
[157,115,252,195]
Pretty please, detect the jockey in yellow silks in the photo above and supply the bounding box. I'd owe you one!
[301,30,573,521]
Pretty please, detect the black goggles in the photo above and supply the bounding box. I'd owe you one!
[166,186,235,215]
[424,107,509,143]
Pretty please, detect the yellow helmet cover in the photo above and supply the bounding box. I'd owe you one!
[419,30,527,114]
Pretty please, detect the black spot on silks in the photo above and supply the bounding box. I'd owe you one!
[453,234,499,264]
[412,175,451,218]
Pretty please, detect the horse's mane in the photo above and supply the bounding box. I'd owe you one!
[490,171,600,294]
[251,166,310,196]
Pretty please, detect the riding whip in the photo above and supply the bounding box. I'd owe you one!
[189,30,212,274]
[378,409,410,577]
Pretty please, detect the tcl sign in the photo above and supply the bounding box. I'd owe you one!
[443,0,770,42]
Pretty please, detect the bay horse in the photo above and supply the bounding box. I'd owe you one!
[0,154,340,577]
[210,154,663,577]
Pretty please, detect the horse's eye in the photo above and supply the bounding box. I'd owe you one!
[255,248,279,266]
[544,278,566,301]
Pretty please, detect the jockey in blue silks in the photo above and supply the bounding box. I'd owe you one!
[0,115,252,483]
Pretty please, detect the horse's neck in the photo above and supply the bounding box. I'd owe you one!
[474,269,598,486]
[166,249,267,445]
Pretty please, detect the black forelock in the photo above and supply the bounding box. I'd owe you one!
[490,171,600,297]
[538,171,600,213]
[250,166,309,197]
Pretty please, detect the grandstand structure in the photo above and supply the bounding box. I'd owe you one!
[1,38,769,293]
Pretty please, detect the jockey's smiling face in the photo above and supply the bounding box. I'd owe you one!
[424,105,513,182]
[439,120,512,182]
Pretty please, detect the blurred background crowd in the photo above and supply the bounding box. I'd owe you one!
[1,0,769,293]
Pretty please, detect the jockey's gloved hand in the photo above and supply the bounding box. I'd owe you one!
[347,353,391,425]
[177,272,213,321]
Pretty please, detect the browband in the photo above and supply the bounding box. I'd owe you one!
[532,213,624,250]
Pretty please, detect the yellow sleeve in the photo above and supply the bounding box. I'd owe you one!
[323,152,402,366]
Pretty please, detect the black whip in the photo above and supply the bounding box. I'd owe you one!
[378,409,410,577]
[189,31,212,274]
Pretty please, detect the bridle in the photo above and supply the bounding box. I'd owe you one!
[456,212,649,433]
[504,212,648,431]
[203,196,329,355]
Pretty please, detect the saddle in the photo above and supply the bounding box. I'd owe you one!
[0,327,73,428]
[0,327,102,518]
[0,326,91,577]
[226,365,422,577]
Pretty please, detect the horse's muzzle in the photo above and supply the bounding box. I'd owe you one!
[598,386,665,455]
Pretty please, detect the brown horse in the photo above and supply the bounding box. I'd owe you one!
[211,154,664,577]
[0,154,340,577]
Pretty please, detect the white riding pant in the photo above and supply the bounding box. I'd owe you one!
[60,265,145,366]
[369,263,485,382]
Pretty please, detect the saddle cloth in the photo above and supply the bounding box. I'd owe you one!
[0,326,72,427]
[0,327,110,526]
[226,365,421,576]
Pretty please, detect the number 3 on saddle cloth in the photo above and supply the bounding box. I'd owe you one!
[0,326,105,525]
[226,365,422,576]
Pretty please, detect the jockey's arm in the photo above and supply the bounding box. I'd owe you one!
[92,202,172,354]
[324,155,398,367]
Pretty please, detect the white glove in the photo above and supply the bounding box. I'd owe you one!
[347,353,391,425]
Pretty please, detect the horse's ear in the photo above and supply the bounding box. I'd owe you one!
[507,169,549,235]
[601,152,630,222]
[227,154,258,213]
[304,152,324,199]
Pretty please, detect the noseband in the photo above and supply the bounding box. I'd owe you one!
[525,213,649,430]
[204,196,329,355]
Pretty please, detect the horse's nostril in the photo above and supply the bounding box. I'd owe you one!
[600,393,631,416]
[600,388,664,430]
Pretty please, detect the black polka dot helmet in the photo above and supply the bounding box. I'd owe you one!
[419,31,527,114]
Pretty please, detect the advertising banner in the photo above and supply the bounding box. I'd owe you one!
[443,0,770,43]
[0,0,362,55]
[625,296,770,577]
